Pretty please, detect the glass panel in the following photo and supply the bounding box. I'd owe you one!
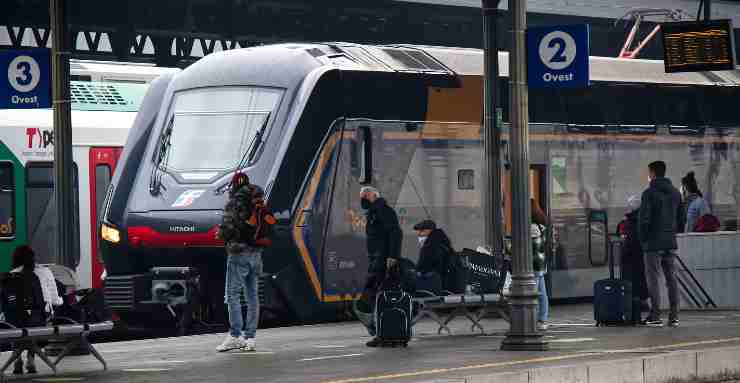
[167,113,267,172]
[26,162,80,265]
[164,86,283,172]
[95,165,112,221]
[0,163,15,238]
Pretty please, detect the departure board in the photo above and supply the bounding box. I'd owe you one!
[661,19,736,73]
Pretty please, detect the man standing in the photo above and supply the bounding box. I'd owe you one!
[216,173,272,352]
[359,186,402,347]
[639,161,684,327]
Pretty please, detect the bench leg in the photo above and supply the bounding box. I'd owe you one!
[52,338,80,367]
[82,336,107,371]
[30,342,57,374]
[464,307,487,333]
[0,348,23,374]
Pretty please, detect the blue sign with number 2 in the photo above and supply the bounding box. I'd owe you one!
[527,24,590,89]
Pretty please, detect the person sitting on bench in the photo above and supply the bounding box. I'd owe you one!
[1,245,47,375]
[413,220,454,294]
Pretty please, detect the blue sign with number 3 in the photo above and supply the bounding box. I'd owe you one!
[527,24,590,89]
[0,49,51,109]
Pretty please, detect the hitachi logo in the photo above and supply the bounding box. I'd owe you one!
[169,225,196,233]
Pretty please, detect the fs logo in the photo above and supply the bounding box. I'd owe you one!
[172,190,205,208]
[26,128,54,149]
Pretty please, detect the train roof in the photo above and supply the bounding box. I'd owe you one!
[0,109,135,147]
[182,42,740,88]
[70,59,179,83]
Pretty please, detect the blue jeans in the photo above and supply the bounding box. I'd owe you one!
[224,248,262,338]
[535,272,549,322]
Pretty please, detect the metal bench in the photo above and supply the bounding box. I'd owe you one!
[0,320,113,380]
[412,291,509,334]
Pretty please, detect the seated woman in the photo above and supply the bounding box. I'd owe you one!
[2,245,47,375]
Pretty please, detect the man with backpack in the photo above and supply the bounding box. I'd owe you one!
[215,172,275,352]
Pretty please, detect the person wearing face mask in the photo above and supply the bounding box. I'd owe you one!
[413,220,453,294]
[356,186,403,347]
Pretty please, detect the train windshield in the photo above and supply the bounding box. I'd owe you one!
[164,86,282,174]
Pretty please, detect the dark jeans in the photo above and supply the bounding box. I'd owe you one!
[644,250,679,320]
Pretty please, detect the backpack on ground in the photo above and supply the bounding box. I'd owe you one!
[1,271,47,327]
[694,214,720,233]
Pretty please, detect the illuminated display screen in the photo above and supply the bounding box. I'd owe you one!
[661,19,736,73]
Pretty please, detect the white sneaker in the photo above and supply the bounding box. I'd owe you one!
[216,335,245,352]
[242,338,256,351]
[537,321,549,331]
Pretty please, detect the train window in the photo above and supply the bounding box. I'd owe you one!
[0,162,15,238]
[457,169,475,190]
[359,126,373,185]
[95,165,112,219]
[165,87,283,174]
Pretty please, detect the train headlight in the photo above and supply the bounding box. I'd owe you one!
[101,224,121,244]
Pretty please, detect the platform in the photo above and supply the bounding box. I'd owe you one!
[4,304,740,382]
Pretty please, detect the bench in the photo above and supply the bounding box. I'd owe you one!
[412,291,509,334]
[0,319,113,380]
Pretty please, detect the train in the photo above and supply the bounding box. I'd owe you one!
[98,42,740,330]
[0,60,176,290]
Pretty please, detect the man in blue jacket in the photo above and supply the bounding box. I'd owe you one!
[639,161,685,327]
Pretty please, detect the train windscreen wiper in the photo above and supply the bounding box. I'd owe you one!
[149,121,173,196]
[216,113,271,195]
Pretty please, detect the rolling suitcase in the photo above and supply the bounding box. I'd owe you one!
[594,236,633,326]
[374,270,412,347]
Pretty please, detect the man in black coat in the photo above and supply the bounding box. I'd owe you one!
[639,161,685,327]
[413,220,453,293]
[358,186,402,347]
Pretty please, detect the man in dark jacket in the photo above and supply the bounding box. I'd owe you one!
[413,220,452,293]
[359,186,402,347]
[639,161,685,327]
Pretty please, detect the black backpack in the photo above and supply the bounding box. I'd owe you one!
[1,271,46,327]
[219,187,255,243]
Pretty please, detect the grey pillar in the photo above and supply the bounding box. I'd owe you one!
[500,0,547,351]
[482,0,503,255]
[50,0,77,268]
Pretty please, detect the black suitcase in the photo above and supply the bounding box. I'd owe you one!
[594,236,633,326]
[375,277,412,347]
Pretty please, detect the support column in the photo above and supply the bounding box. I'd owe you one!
[482,0,503,256]
[50,0,77,269]
[500,0,547,351]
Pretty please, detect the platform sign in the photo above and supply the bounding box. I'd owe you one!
[527,24,590,89]
[662,19,736,73]
[0,49,51,109]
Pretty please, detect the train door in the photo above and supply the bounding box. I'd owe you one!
[89,147,122,289]
[502,165,548,235]
[25,162,80,266]
[502,164,551,295]
[0,160,19,271]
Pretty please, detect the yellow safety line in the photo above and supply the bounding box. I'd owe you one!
[322,336,740,383]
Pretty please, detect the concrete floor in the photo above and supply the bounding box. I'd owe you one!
[4,304,740,383]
